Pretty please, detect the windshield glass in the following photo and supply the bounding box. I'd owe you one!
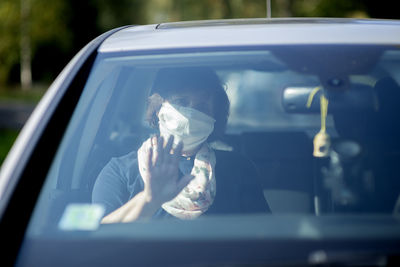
[21,45,400,241]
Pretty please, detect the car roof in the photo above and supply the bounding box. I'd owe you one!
[99,18,400,53]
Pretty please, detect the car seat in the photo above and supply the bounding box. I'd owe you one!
[366,77,400,213]
[238,131,314,214]
[330,78,400,213]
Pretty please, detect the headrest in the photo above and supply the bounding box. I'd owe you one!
[374,77,400,114]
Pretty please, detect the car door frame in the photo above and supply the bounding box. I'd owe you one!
[0,26,130,266]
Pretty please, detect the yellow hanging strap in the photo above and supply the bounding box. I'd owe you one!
[320,94,329,133]
[306,86,322,108]
[307,86,330,157]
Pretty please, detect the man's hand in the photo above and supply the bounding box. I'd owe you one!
[142,135,194,206]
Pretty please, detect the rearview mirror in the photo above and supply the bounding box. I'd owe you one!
[282,84,376,113]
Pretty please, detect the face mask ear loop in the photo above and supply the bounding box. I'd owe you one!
[307,86,331,157]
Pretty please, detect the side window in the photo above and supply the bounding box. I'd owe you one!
[31,64,157,231]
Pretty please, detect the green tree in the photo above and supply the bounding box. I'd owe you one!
[146,0,267,23]
[1,0,398,89]
[288,0,367,18]
[96,0,148,30]
[0,0,71,87]
[0,0,20,86]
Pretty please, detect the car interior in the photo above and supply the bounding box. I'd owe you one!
[31,46,400,232]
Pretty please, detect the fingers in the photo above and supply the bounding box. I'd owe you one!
[150,134,183,169]
[150,136,158,166]
[156,135,164,163]
[173,141,183,157]
[163,136,183,163]
[151,135,169,165]
[164,135,174,156]
[145,142,153,170]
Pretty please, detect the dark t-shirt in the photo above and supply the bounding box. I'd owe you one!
[92,149,270,218]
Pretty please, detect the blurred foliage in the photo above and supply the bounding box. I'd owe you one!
[97,0,147,29]
[0,0,20,85]
[0,84,46,103]
[287,0,367,18]
[0,0,71,85]
[0,129,18,166]
[0,0,399,89]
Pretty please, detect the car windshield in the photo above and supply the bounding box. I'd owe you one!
[19,45,400,245]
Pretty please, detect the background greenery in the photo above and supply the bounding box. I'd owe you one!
[0,129,19,164]
[0,0,399,166]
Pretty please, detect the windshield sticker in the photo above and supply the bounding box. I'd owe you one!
[58,203,105,231]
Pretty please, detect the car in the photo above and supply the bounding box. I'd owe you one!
[1,17,400,266]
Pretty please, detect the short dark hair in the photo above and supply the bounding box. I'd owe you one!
[146,67,230,141]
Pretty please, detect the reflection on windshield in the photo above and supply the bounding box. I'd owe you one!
[25,47,400,236]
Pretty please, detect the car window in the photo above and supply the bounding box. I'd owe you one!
[22,45,400,237]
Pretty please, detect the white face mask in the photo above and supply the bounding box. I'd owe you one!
[158,102,215,154]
